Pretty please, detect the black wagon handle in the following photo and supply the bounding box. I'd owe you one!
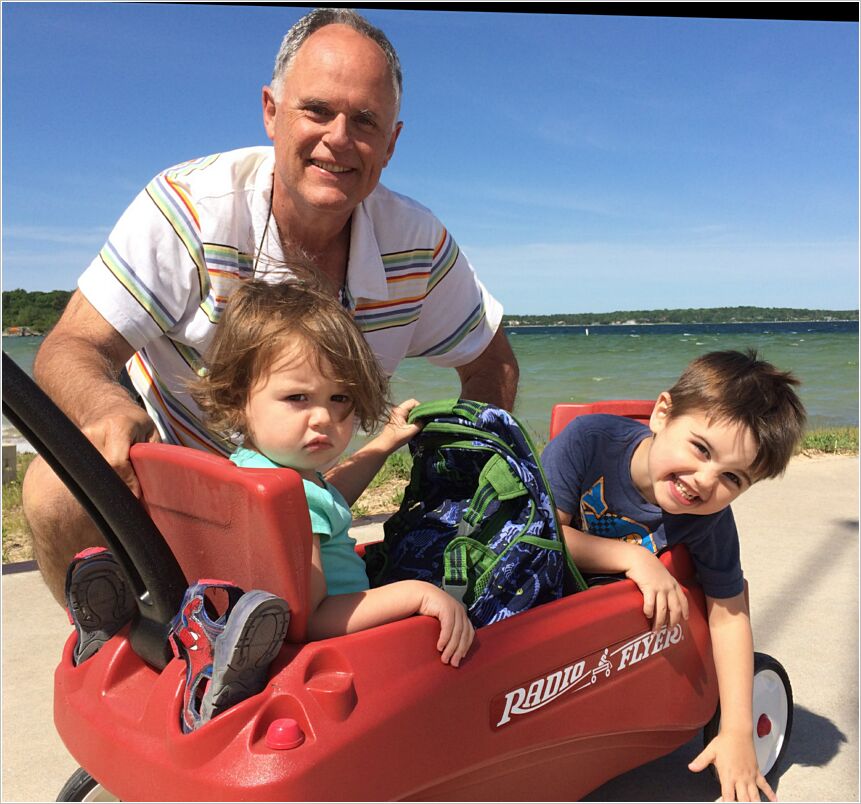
[1,351,187,669]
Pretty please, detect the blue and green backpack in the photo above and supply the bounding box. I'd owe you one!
[364,399,586,627]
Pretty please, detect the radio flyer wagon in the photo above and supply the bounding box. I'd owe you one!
[2,354,793,801]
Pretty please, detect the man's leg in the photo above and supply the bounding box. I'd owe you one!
[22,455,107,606]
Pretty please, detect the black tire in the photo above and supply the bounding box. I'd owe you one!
[56,767,118,802]
[703,652,793,787]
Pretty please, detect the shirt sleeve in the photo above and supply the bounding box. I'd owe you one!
[302,480,335,540]
[541,421,586,519]
[666,509,744,599]
[407,229,504,368]
[77,171,203,352]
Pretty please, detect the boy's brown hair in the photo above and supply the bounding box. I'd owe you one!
[191,278,390,437]
[665,349,806,480]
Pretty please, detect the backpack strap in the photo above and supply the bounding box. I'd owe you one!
[407,398,486,425]
[443,454,527,603]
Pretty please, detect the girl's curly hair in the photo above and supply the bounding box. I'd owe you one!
[190,277,391,438]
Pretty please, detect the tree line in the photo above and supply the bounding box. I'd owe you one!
[503,306,858,327]
[1,290,857,334]
[2,289,73,333]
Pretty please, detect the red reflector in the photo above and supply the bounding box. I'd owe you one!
[756,713,772,738]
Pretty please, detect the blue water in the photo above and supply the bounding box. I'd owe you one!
[4,320,858,446]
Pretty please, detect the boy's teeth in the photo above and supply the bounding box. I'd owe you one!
[675,479,695,500]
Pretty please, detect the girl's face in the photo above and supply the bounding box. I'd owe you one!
[631,392,758,516]
[243,342,356,480]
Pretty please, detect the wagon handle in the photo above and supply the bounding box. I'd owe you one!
[1,351,187,670]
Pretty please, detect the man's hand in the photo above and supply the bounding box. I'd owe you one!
[373,398,422,453]
[625,548,689,631]
[689,729,776,802]
[80,403,160,496]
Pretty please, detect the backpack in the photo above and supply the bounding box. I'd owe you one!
[364,399,587,627]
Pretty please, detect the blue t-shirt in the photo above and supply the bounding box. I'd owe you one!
[229,447,369,595]
[541,415,743,599]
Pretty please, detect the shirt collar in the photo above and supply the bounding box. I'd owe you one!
[346,195,388,301]
[253,153,388,300]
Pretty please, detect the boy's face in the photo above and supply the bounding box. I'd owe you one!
[636,393,758,516]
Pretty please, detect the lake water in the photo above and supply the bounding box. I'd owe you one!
[3,321,858,448]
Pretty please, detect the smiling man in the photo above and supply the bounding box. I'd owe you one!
[23,8,518,606]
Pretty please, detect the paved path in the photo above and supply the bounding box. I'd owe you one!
[2,454,857,801]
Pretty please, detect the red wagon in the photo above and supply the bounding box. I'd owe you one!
[1,355,792,801]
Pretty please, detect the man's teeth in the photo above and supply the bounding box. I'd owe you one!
[311,160,350,173]
[675,479,695,501]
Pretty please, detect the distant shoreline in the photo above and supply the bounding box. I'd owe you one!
[504,319,859,328]
[3,318,859,338]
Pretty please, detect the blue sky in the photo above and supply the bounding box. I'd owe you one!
[3,4,858,314]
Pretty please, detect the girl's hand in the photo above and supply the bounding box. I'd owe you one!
[625,548,689,632]
[377,399,422,452]
[415,582,475,667]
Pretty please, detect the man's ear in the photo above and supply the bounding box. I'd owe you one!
[649,391,672,433]
[383,121,403,167]
[262,86,277,140]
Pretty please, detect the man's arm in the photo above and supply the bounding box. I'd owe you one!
[688,593,776,802]
[33,290,158,492]
[455,326,519,411]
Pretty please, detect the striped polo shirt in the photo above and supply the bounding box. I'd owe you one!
[78,146,503,455]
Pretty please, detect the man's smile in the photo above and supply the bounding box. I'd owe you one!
[308,158,353,174]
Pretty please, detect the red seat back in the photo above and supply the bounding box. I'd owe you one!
[129,442,312,642]
[549,400,654,440]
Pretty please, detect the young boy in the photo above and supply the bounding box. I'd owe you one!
[541,349,805,803]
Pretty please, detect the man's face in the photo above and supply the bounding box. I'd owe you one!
[262,24,402,222]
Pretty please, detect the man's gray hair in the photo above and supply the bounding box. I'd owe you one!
[271,8,403,115]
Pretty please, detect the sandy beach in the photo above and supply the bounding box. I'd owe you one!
[1,452,858,802]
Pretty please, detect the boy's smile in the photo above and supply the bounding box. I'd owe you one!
[631,393,758,517]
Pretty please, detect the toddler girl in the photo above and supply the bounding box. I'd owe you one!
[193,278,474,666]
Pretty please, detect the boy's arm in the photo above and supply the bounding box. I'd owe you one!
[688,593,776,802]
[324,400,420,505]
[560,516,689,630]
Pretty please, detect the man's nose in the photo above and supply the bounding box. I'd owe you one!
[323,114,350,149]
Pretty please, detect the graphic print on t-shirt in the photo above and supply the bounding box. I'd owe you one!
[580,477,659,554]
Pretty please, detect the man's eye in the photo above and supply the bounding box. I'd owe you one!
[354,114,376,129]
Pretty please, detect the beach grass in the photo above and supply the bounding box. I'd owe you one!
[2,452,36,563]
[2,428,857,564]
[800,426,858,455]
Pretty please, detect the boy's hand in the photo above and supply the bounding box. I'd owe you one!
[376,399,422,452]
[416,583,475,667]
[625,549,689,631]
[690,729,776,802]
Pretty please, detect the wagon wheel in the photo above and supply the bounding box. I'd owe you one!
[56,768,119,802]
[703,652,793,786]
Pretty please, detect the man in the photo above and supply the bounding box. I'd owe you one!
[23,8,519,605]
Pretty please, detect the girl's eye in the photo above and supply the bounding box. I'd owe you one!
[693,442,710,458]
[331,394,352,404]
[284,394,307,402]
[724,472,742,487]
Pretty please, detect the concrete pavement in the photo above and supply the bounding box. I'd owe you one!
[2,454,858,802]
